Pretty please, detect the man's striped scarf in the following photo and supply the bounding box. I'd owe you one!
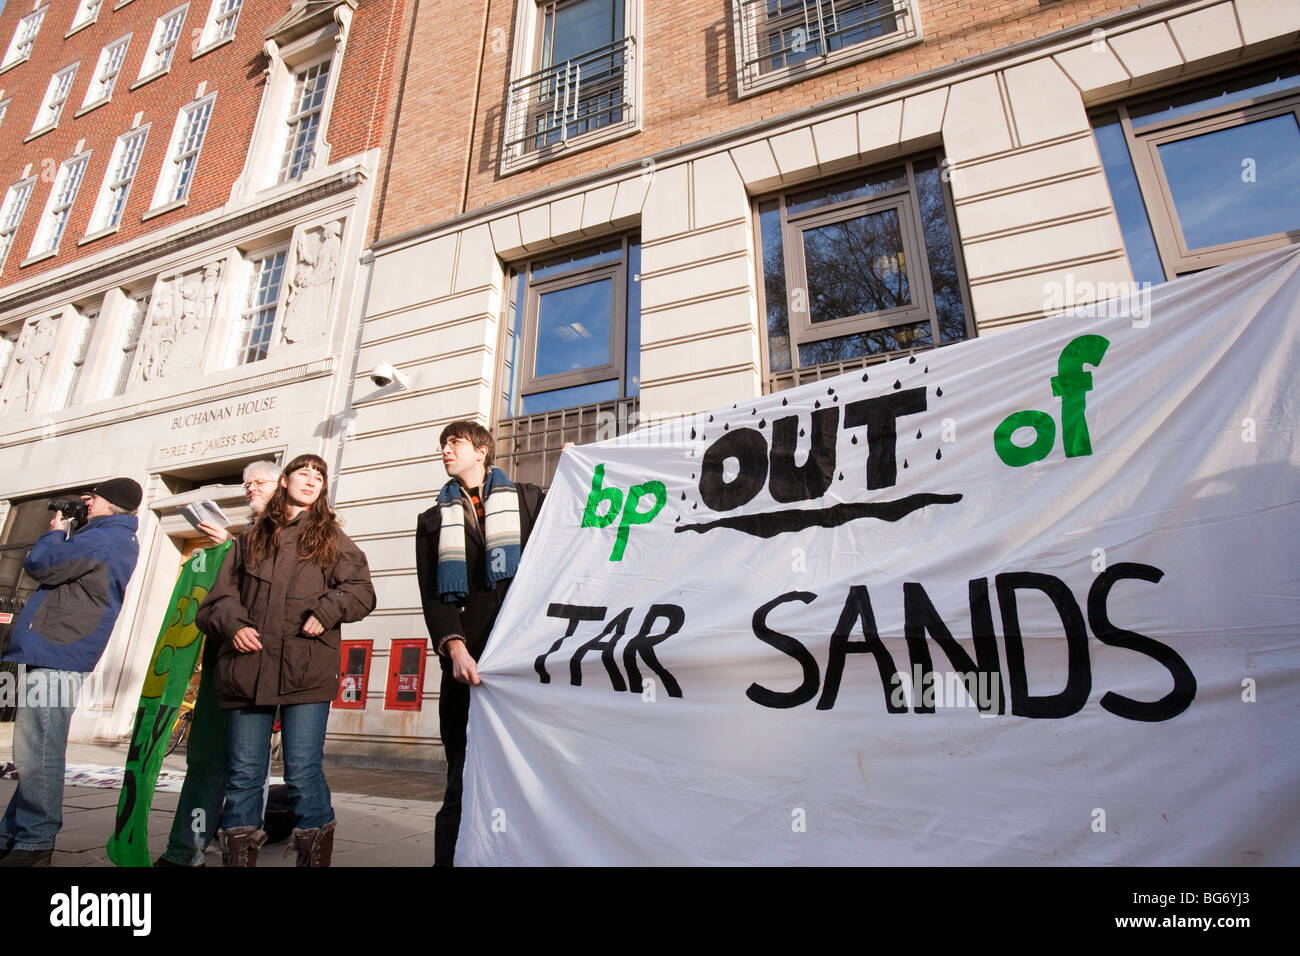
[435,467,522,603]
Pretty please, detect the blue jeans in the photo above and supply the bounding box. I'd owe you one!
[221,702,333,831]
[0,667,85,852]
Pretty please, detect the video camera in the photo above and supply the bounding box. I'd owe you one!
[48,498,89,538]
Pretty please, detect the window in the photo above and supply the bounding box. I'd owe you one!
[70,0,103,32]
[111,292,150,395]
[497,236,640,484]
[755,156,973,391]
[0,178,36,272]
[502,0,638,170]
[55,309,96,409]
[30,154,90,257]
[138,4,188,80]
[384,639,427,711]
[334,640,371,709]
[735,0,921,96]
[279,60,330,183]
[90,127,149,233]
[3,6,47,70]
[0,99,9,129]
[197,0,242,49]
[83,35,131,108]
[157,95,214,206]
[231,250,286,365]
[31,63,78,134]
[1092,61,1300,285]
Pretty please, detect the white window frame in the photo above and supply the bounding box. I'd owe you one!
[88,126,150,235]
[0,98,10,130]
[3,6,48,71]
[227,247,288,366]
[0,177,37,272]
[31,63,79,135]
[82,35,131,109]
[152,92,216,210]
[231,6,351,201]
[29,153,91,258]
[69,0,104,33]
[732,0,923,97]
[195,0,243,54]
[278,56,331,184]
[501,0,642,174]
[137,4,189,82]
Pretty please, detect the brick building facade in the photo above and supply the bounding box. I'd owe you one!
[0,0,407,744]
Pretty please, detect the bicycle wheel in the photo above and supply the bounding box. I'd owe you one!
[166,710,192,757]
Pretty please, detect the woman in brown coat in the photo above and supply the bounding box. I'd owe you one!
[196,453,375,866]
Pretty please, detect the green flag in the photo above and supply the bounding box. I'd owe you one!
[107,541,231,867]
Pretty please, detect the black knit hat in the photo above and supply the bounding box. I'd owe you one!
[91,477,143,513]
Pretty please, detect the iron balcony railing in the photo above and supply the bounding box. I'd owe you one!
[736,0,913,85]
[502,36,635,166]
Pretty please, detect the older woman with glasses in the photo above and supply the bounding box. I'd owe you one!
[197,454,375,867]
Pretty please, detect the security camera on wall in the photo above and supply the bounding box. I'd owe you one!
[369,361,409,390]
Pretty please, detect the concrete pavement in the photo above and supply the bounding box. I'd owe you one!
[0,721,446,867]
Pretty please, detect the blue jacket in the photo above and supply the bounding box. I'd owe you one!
[4,513,140,673]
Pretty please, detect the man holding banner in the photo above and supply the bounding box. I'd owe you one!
[415,421,544,866]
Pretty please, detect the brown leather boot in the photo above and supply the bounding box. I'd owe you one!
[218,826,268,867]
[288,820,336,867]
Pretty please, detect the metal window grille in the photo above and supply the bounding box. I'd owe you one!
[36,66,77,130]
[735,0,912,89]
[0,181,35,272]
[6,9,46,66]
[38,156,88,254]
[496,396,639,489]
[113,294,150,395]
[236,252,286,365]
[169,98,213,202]
[91,38,130,103]
[279,61,330,183]
[103,129,148,229]
[503,35,634,164]
[214,0,242,40]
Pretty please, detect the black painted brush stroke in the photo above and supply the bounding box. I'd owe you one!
[674,493,963,538]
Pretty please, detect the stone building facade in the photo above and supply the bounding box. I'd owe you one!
[331,0,1299,766]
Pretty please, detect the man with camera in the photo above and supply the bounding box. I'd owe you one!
[0,478,142,867]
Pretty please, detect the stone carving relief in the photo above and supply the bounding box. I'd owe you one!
[0,317,55,416]
[138,260,224,382]
[282,220,341,345]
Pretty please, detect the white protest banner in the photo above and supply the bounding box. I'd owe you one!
[460,246,1300,865]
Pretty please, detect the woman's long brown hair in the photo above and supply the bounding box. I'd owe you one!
[244,454,340,569]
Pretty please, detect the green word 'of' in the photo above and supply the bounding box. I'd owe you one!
[995,334,1110,467]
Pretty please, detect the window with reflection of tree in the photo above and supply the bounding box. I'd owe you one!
[756,155,972,386]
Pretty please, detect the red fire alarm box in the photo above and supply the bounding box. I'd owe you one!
[385,638,427,711]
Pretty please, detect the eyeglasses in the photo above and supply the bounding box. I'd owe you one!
[441,438,472,451]
[243,479,276,489]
